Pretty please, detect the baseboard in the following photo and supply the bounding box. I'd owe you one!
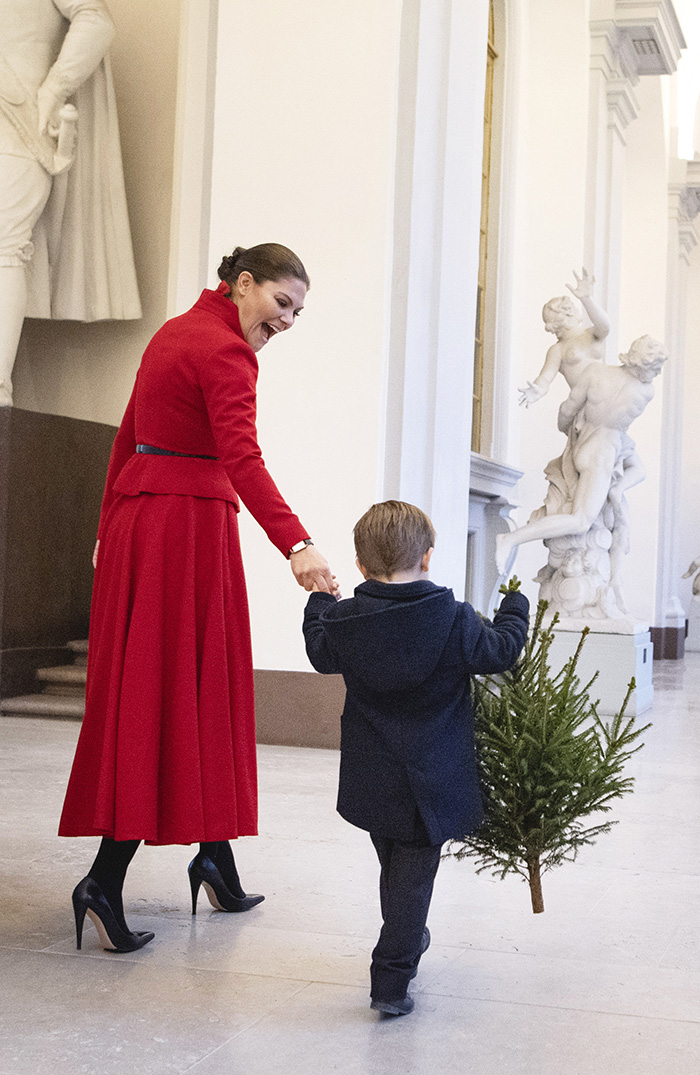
[650,625,685,660]
[254,669,344,749]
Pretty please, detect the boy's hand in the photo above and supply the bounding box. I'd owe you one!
[311,579,342,599]
[499,574,521,594]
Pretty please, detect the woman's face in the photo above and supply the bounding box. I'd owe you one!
[233,272,307,353]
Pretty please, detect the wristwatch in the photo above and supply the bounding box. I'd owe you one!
[288,538,314,558]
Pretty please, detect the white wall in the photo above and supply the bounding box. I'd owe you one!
[617,76,669,625]
[208,0,402,670]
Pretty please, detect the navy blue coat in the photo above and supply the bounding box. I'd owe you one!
[303,580,529,845]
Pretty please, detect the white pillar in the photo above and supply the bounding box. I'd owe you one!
[167,0,219,317]
[586,15,640,356]
[656,159,700,652]
[586,1,686,355]
[382,0,489,595]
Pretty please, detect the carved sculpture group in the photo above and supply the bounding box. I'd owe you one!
[497,270,668,623]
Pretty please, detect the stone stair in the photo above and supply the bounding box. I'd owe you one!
[1,640,87,719]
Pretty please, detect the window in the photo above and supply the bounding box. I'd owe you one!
[472,0,497,454]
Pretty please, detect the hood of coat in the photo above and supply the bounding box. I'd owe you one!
[320,579,458,691]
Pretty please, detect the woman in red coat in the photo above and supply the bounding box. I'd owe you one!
[59,243,335,952]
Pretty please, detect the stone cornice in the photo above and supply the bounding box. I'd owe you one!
[470,454,523,499]
[607,78,641,135]
[590,1,685,83]
[613,0,686,76]
[669,160,700,261]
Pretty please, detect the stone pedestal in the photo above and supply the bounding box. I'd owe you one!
[546,620,653,716]
[0,407,116,697]
[686,596,700,653]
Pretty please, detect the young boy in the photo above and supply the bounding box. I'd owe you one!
[303,501,529,1017]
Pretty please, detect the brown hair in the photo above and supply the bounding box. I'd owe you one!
[217,243,310,290]
[353,501,436,579]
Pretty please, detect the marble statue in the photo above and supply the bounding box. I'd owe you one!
[682,557,700,596]
[683,557,700,652]
[519,268,609,407]
[0,0,141,407]
[497,335,668,621]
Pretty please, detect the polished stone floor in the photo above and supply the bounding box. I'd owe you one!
[2,655,700,1074]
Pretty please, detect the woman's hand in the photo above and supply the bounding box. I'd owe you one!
[92,539,100,570]
[290,545,339,594]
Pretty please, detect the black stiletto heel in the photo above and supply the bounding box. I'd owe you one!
[188,853,264,914]
[71,877,155,952]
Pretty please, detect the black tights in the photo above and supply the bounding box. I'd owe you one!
[87,838,246,930]
[198,841,246,898]
[87,838,140,933]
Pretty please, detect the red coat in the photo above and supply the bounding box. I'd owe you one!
[59,283,308,844]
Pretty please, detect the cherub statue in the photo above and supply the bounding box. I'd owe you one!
[519,268,610,407]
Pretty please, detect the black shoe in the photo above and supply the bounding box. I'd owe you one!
[72,877,155,953]
[188,853,265,914]
[370,995,415,1016]
[410,927,431,980]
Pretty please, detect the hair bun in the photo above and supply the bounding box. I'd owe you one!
[217,247,247,282]
[217,243,310,289]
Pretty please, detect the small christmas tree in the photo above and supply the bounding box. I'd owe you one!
[449,585,650,913]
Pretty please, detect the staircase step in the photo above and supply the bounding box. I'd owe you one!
[36,665,87,686]
[43,684,86,697]
[1,694,85,719]
[68,639,89,656]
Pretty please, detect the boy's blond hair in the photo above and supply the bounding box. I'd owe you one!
[353,501,436,579]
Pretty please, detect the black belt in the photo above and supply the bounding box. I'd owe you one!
[136,444,218,460]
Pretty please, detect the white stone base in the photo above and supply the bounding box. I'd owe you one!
[546,626,653,717]
[686,596,700,652]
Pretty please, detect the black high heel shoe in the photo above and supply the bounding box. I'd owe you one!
[72,877,155,952]
[188,853,265,914]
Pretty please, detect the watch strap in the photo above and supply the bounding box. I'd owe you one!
[288,538,314,558]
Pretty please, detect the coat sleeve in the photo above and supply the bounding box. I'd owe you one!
[303,593,342,674]
[96,375,138,540]
[461,591,530,674]
[198,338,309,556]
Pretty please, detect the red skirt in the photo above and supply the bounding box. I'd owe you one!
[58,492,257,845]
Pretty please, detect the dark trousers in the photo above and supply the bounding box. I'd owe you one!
[369,830,442,1001]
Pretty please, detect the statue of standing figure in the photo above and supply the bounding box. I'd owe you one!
[498,271,667,621]
[0,0,141,407]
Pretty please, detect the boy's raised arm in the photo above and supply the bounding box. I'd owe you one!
[462,590,530,675]
[303,593,342,674]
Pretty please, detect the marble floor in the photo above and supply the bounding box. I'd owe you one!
[2,655,700,1074]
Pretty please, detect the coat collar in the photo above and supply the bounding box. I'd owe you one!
[194,281,249,346]
[355,578,444,599]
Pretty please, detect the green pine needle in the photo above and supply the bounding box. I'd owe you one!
[446,602,649,912]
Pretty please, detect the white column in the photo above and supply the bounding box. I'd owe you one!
[586,17,640,355]
[586,1,686,355]
[382,0,489,595]
[656,159,700,640]
[167,0,219,317]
